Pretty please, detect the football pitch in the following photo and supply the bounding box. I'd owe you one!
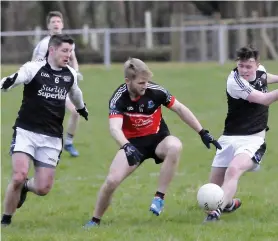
[1,62,278,241]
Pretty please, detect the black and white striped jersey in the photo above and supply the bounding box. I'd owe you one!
[109,81,175,139]
[223,65,269,135]
[4,60,83,138]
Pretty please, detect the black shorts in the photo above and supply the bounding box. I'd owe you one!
[128,130,170,164]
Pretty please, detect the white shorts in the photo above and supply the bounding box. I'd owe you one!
[212,134,266,169]
[10,127,63,168]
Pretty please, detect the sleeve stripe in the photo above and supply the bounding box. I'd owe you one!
[166,96,175,108]
[234,71,252,94]
[109,114,123,119]
[147,83,167,94]
[110,85,127,107]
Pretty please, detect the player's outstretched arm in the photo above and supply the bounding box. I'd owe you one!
[247,88,278,106]
[1,63,33,91]
[68,80,88,120]
[229,71,278,106]
[169,99,222,150]
[169,99,203,132]
[267,73,278,84]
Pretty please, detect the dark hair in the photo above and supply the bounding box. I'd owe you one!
[45,34,74,58]
[236,45,259,61]
[46,11,63,25]
[48,34,74,48]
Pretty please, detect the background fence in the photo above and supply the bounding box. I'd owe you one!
[1,11,278,68]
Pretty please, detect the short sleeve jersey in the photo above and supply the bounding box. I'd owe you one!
[224,65,269,135]
[108,82,176,139]
[13,60,77,137]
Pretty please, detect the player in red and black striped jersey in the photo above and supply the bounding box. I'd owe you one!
[109,81,173,140]
[84,58,221,228]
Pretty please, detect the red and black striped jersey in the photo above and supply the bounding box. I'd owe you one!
[109,82,175,139]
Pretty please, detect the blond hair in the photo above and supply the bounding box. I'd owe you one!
[124,58,153,80]
[46,11,63,25]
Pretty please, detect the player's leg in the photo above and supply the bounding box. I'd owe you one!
[1,152,31,226]
[84,149,138,227]
[205,139,266,222]
[155,135,182,194]
[18,135,61,210]
[24,162,56,196]
[209,135,233,186]
[25,137,62,196]
[205,153,254,222]
[149,135,183,216]
[203,136,236,222]
[64,96,80,157]
[208,135,239,212]
[209,167,227,186]
[16,151,58,216]
[221,154,256,209]
[222,141,266,209]
[208,166,242,214]
[1,128,35,226]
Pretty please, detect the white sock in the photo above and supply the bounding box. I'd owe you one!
[65,133,74,145]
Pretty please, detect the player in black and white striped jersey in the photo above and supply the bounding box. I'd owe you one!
[32,11,83,157]
[205,46,278,222]
[1,34,88,226]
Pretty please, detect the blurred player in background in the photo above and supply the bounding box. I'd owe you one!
[204,46,278,222]
[84,58,221,227]
[1,34,88,226]
[32,11,83,157]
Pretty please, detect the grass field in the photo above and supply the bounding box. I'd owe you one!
[1,62,278,241]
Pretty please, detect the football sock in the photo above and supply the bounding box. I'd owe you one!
[215,208,222,216]
[92,217,101,224]
[65,133,74,145]
[155,191,165,200]
[1,214,12,224]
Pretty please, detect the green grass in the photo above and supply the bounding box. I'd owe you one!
[1,62,278,241]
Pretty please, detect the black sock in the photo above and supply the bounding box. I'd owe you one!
[155,191,165,200]
[67,133,74,138]
[23,179,29,192]
[1,214,12,224]
[92,217,101,224]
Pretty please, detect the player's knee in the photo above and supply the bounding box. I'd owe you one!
[168,139,183,155]
[225,165,241,180]
[36,184,52,196]
[12,170,28,188]
[209,170,225,186]
[105,175,121,190]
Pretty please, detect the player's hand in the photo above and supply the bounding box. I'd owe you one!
[122,143,143,166]
[199,129,222,150]
[76,104,88,121]
[1,73,18,91]
[77,72,83,81]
